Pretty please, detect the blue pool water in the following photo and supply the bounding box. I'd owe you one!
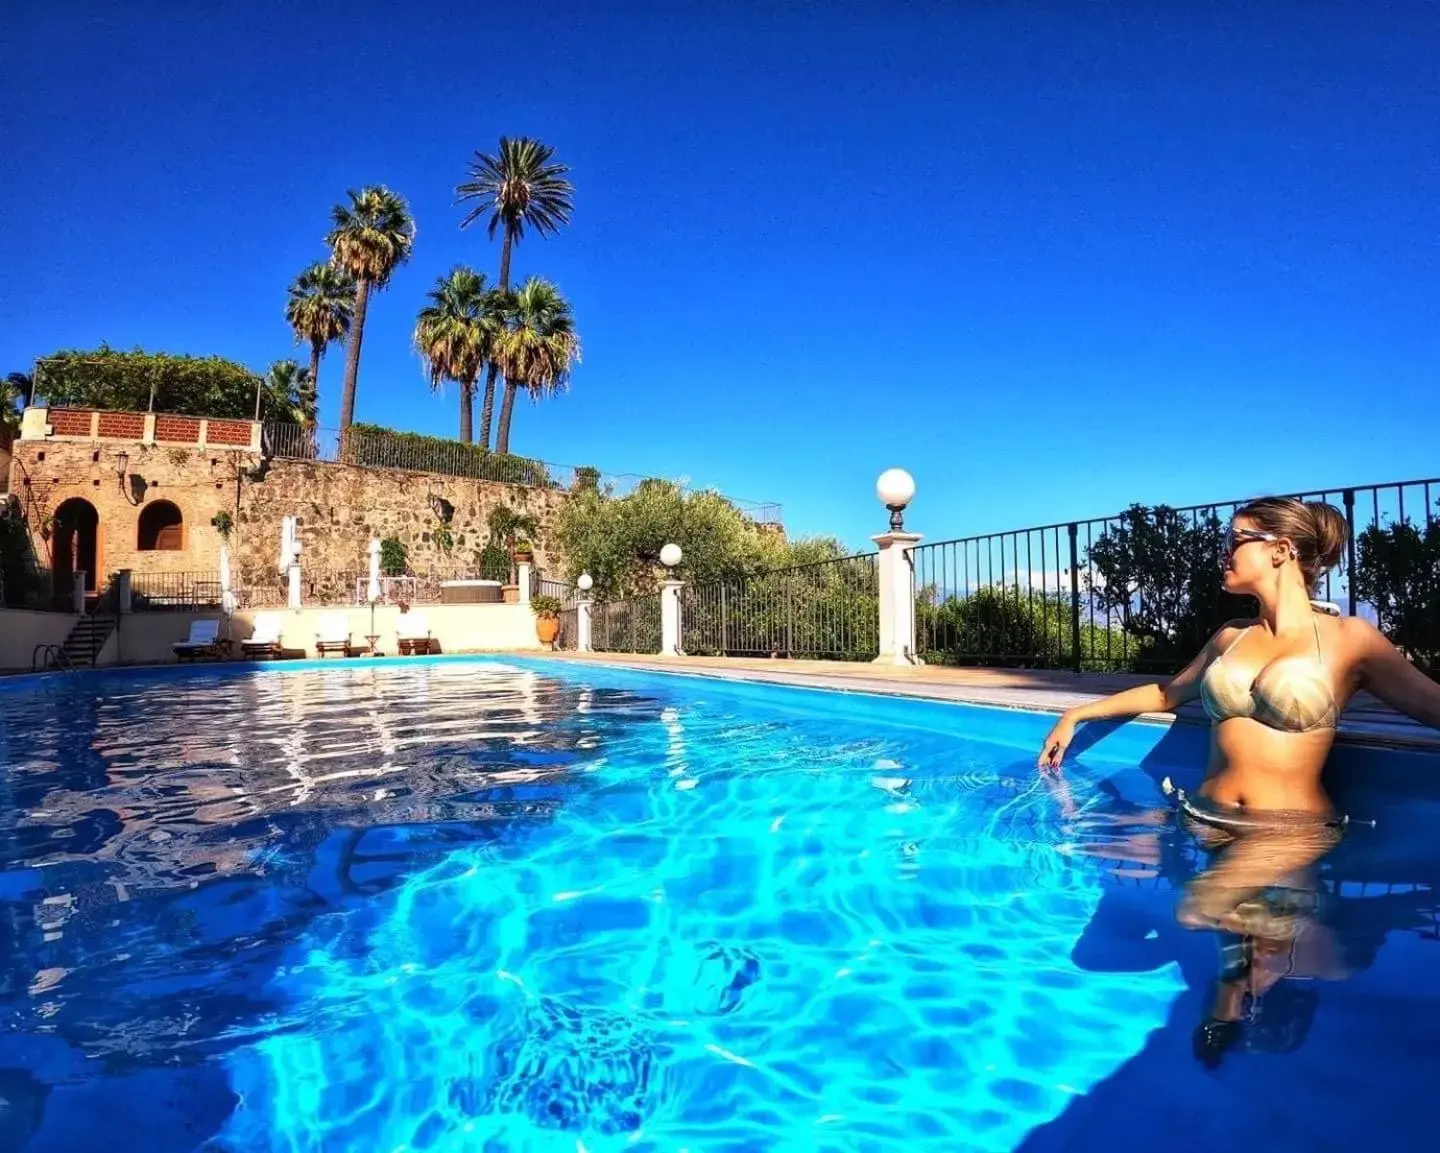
[1,658,1438,1152]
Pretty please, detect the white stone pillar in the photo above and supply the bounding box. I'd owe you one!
[116,569,133,614]
[659,579,684,658]
[71,571,87,614]
[871,531,924,666]
[576,599,593,653]
[19,407,49,441]
[516,560,532,607]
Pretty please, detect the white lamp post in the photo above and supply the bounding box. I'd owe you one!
[876,468,916,532]
[659,543,684,658]
[871,469,923,666]
[287,539,304,610]
[576,572,594,653]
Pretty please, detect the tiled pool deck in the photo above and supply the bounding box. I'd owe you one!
[542,652,1440,753]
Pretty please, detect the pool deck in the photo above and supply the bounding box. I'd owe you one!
[539,652,1440,752]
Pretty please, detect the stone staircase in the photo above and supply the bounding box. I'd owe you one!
[59,614,115,666]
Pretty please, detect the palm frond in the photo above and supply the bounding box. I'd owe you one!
[285,262,355,351]
[325,186,417,287]
[494,276,581,402]
[456,136,574,241]
[413,266,500,392]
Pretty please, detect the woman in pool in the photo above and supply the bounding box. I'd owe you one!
[1036,496,1440,1062]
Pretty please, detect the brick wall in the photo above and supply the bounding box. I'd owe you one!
[97,412,146,439]
[154,415,203,444]
[49,409,94,437]
[206,418,252,446]
[8,441,573,589]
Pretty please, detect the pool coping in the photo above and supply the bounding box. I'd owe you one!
[524,652,1440,755]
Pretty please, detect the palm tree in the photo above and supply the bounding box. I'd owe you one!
[2,374,27,435]
[284,263,354,423]
[412,267,500,442]
[456,137,573,450]
[326,186,416,432]
[263,360,314,424]
[493,277,580,455]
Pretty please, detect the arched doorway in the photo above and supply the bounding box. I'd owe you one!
[138,501,184,551]
[53,498,100,594]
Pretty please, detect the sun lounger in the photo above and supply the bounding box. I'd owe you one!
[173,618,222,662]
[315,612,355,658]
[397,610,432,655]
[241,612,284,659]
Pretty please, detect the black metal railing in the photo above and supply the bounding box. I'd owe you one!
[681,553,880,660]
[130,571,225,611]
[914,478,1440,674]
[532,574,579,607]
[591,595,662,654]
[555,606,579,650]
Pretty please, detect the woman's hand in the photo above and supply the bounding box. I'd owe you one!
[1038,711,1077,773]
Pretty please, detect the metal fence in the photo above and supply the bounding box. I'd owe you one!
[914,478,1440,674]
[260,422,783,524]
[681,553,880,659]
[591,595,663,654]
[131,571,225,610]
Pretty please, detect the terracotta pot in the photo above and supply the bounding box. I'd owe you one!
[512,549,534,565]
[502,584,520,605]
[536,614,560,647]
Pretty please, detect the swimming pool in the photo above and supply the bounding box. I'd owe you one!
[1,657,1437,1151]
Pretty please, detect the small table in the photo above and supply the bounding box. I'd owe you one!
[364,635,382,657]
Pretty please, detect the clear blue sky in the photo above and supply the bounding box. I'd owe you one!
[4,0,1437,550]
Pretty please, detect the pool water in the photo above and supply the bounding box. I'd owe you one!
[1,659,1438,1152]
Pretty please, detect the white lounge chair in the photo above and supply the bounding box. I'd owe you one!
[173,618,222,662]
[397,610,432,655]
[315,612,355,658]
[241,612,284,660]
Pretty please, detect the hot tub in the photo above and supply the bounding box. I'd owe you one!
[439,579,504,605]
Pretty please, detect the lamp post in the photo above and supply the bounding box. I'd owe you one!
[576,572,594,653]
[876,467,916,532]
[872,468,923,666]
[659,544,683,657]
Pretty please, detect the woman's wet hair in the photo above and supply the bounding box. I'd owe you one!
[1235,496,1349,591]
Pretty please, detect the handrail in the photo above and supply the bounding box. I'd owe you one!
[31,644,74,673]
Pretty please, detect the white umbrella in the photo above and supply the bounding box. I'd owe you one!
[366,538,382,604]
[219,544,236,614]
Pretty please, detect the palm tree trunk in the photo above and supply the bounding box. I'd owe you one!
[307,341,322,420]
[459,374,474,443]
[485,228,518,452]
[478,365,498,449]
[498,231,514,292]
[339,279,370,432]
[496,379,518,455]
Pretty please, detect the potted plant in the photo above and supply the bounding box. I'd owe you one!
[530,594,563,648]
[512,538,535,565]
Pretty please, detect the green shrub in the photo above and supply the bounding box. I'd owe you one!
[344,423,552,487]
[379,537,407,576]
[1352,508,1440,673]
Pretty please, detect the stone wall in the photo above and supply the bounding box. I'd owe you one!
[7,440,573,594]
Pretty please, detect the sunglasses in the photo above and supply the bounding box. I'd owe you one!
[1224,528,1292,557]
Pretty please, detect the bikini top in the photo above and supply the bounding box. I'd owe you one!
[1200,611,1338,733]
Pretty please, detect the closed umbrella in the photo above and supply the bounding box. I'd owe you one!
[219,544,236,614]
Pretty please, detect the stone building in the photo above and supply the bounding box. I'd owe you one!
[6,408,571,601]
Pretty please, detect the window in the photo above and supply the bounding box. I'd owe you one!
[137,501,184,551]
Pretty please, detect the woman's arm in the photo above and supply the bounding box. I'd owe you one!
[1353,620,1440,730]
[1037,622,1241,770]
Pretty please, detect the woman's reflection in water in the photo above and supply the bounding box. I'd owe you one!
[1042,771,1350,1068]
